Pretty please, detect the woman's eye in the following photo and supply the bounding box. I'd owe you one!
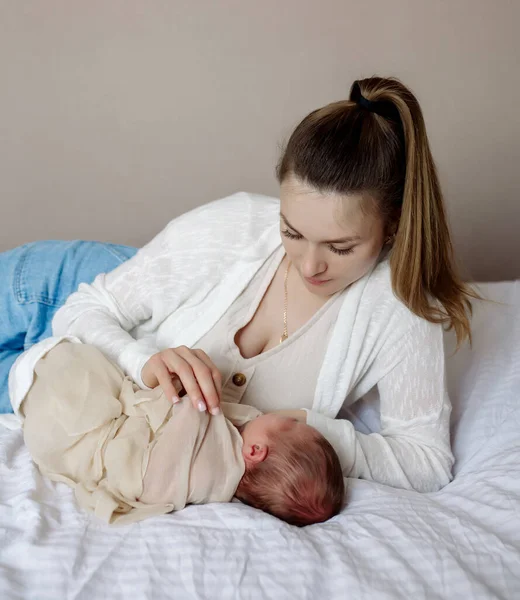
[329,245,355,256]
[281,229,303,240]
[282,228,355,255]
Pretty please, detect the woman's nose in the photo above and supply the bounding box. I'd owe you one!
[300,247,327,278]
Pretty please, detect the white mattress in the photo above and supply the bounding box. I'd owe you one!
[1,281,519,599]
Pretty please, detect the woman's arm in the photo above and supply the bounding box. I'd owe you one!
[305,320,454,493]
[52,193,280,410]
[52,222,174,388]
[52,196,235,386]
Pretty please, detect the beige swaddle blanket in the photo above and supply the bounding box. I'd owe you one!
[20,341,261,525]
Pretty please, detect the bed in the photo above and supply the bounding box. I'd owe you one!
[1,281,519,599]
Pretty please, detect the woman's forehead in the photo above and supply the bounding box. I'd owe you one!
[280,178,378,239]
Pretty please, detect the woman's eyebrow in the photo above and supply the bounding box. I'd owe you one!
[280,212,299,232]
[280,213,361,244]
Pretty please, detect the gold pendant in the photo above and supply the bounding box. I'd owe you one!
[280,258,291,345]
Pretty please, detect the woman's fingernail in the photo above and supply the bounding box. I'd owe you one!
[197,400,206,412]
[210,407,221,416]
[172,395,180,404]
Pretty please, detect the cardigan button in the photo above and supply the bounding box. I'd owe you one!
[232,372,247,387]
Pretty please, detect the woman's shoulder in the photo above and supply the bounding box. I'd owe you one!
[361,257,396,306]
[162,192,280,247]
[208,191,280,218]
[361,257,441,336]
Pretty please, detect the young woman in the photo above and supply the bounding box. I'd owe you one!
[2,77,476,492]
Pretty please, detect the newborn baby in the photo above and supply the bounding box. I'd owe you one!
[16,340,345,526]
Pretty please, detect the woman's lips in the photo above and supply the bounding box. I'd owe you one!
[305,276,331,286]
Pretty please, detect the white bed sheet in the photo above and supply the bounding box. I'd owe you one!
[1,281,519,600]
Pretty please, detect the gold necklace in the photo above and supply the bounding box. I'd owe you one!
[280,259,291,344]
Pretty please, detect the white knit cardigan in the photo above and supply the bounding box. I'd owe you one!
[50,192,454,492]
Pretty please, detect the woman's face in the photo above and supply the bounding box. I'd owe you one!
[279,175,387,297]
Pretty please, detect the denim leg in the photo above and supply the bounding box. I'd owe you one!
[0,351,21,413]
[0,240,138,413]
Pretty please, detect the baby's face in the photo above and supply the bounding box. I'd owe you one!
[240,414,309,466]
[241,414,296,442]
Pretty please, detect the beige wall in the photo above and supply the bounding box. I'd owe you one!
[0,0,518,280]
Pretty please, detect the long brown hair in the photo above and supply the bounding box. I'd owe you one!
[277,76,478,346]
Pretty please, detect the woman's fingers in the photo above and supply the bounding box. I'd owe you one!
[151,354,181,404]
[162,349,205,411]
[143,347,223,416]
[174,347,221,415]
[193,349,223,397]
[171,374,185,398]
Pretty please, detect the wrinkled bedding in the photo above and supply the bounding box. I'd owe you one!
[1,281,519,599]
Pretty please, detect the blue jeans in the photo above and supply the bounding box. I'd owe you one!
[0,240,137,413]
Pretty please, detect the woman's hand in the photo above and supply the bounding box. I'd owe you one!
[268,409,307,423]
[142,347,222,415]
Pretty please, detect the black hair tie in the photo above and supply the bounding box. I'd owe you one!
[357,94,377,112]
[351,82,401,124]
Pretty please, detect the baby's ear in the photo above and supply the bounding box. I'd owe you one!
[243,443,268,465]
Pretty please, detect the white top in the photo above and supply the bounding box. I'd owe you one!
[196,246,343,412]
[43,192,454,492]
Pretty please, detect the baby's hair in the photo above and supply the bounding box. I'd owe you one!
[236,425,345,526]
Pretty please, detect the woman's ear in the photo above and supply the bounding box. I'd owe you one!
[243,442,268,465]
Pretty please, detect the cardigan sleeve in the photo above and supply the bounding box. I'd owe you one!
[305,319,455,493]
[52,193,280,388]
[52,221,176,388]
[52,196,240,387]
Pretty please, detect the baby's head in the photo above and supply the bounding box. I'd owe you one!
[235,414,345,526]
